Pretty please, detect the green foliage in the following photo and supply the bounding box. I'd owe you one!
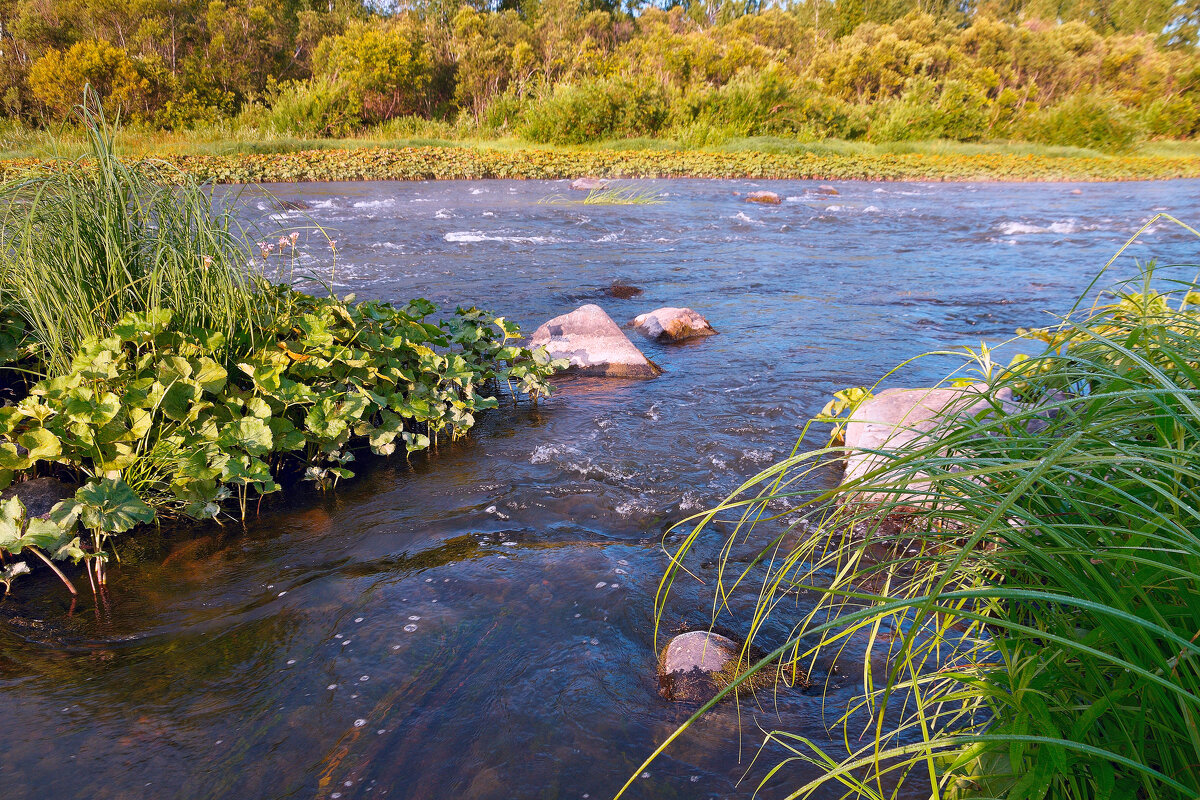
[0,105,262,376]
[264,77,364,138]
[27,40,154,122]
[313,20,435,122]
[520,78,671,145]
[1023,94,1143,152]
[636,218,1200,800]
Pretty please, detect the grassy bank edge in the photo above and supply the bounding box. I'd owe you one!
[6,143,1200,184]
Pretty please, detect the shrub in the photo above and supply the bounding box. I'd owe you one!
[1142,95,1200,139]
[27,40,154,122]
[312,20,434,122]
[1022,94,1143,151]
[870,77,990,142]
[519,77,670,144]
[265,77,363,138]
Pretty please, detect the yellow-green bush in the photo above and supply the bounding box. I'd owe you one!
[27,40,154,122]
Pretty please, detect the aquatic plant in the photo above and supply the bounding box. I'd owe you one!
[0,102,264,377]
[539,184,664,206]
[631,217,1200,800]
[4,145,1196,185]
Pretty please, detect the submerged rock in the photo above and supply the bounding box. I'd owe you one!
[271,199,311,211]
[0,477,77,519]
[604,282,643,299]
[631,307,717,343]
[744,191,781,205]
[658,631,738,701]
[530,304,661,379]
[816,185,840,196]
[570,177,609,191]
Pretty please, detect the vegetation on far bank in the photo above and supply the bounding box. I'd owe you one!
[638,225,1200,798]
[7,141,1200,184]
[5,1,1200,161]
[0,111,563,596]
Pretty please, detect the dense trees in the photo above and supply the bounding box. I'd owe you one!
[2,0,1200,148]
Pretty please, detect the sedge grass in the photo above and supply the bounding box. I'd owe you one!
[539,184,664,206]
[624,217,1200,800]
[0,102,269,376]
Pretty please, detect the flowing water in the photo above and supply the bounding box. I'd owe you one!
[3,179,1200,800]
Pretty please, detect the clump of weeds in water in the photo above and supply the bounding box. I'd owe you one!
[622,215,1200,800]
[0,96,567,600]
[539,184,664,206]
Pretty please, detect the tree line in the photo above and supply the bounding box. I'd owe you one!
[2,0,1200,149]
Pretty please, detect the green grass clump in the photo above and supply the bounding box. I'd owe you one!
[539,184,664,206]
[631,217,1200,800]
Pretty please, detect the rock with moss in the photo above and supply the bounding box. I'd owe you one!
[745,190,781,204]
[657,630,738,701]
[631,307,716,343]
[530,304,661,379]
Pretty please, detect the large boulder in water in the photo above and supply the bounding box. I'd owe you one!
[631,307,717,343]
[530,304,661,379]
[841,385,1024,507]
[658,631,738,701]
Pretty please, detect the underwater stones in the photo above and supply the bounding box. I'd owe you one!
[570,177,609,191]
[270,199,311,211]
[0,477,76,519]
[658,631,738,701]
[530,304,661,379]
[841,385,1022,507]
[604,282,643,299]
[744,190,781,205]
[816,185,840,196]
[631,307,717,343]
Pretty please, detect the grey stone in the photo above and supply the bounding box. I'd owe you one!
[841,385,1026,507]
[631,307,717,343]
[745,190,781,205]
[1,477,77,519]
[658,631,738,701]
[570,177,609,191]
[530,304,661,379]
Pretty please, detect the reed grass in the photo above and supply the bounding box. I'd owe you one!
[628,216,1200,800]
[539,184,664,206]
[0,102,268,376]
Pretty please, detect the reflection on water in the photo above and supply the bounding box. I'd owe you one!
[3,178,1199,800]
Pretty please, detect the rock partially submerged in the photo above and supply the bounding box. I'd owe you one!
[658,631,738,701]
[570,177,609,191]
[816,185,840,196]
[530,304,661,378]
[841,385,1029,507]
[631,307,717,343]
[604,282,643,299]
[745,190,781,205]
[0,477,76,519]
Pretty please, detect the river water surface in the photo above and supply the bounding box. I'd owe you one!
[3,179,1199,800]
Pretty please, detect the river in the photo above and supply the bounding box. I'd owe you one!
[2,178,1199,800]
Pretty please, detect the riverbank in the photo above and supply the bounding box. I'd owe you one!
[6,143,1200,183]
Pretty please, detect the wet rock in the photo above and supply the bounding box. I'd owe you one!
[570,177,609,191]
[744,191,781,205]
[841,385,1027,507]
[604,282,643,299]
[271,199,311,211]
[530,304,661,379]
[631,307,717,343]
[0,477,76,519]
[816,185,840,196]
[658,631,738,701]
